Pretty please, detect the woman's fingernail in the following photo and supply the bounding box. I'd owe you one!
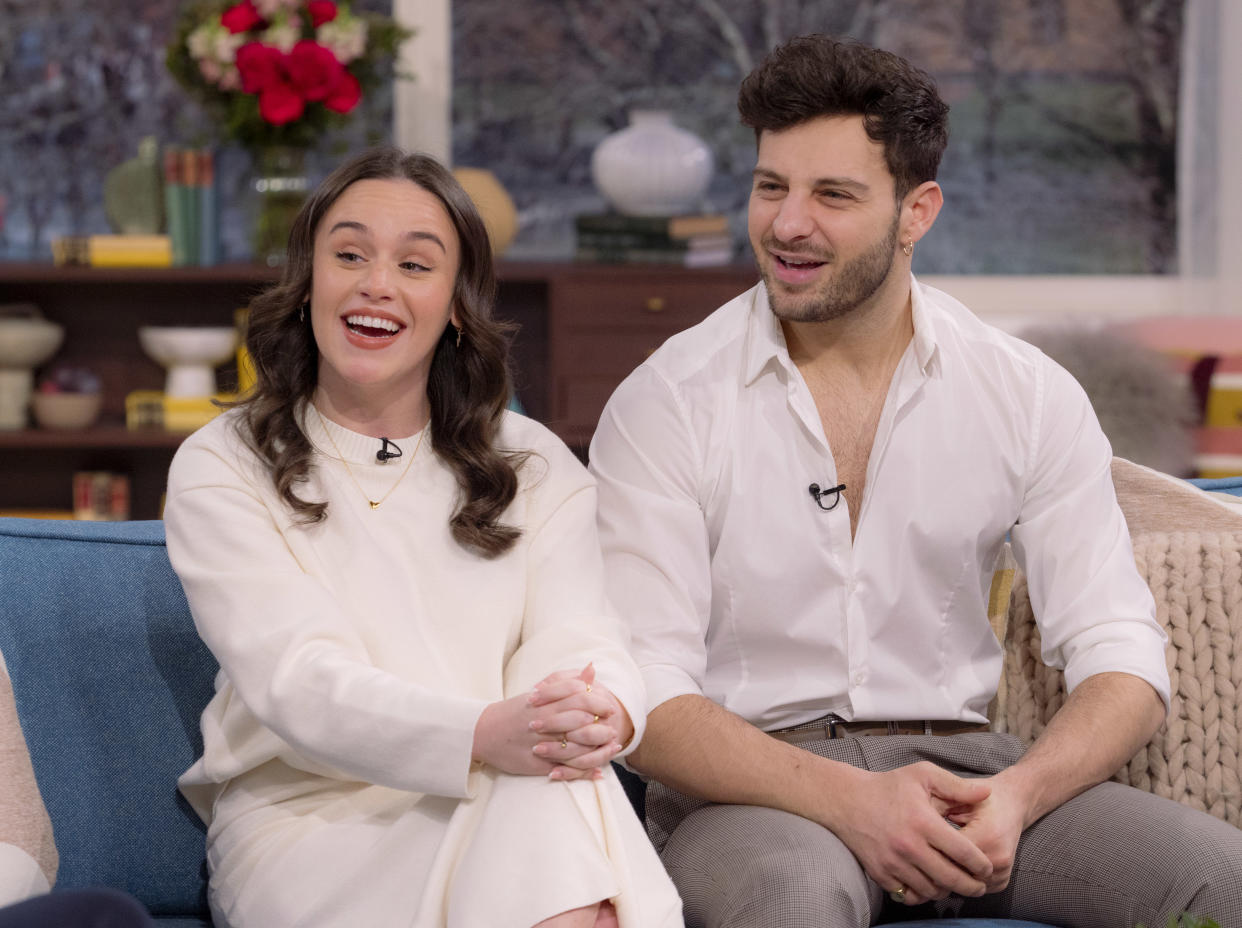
[533,743,547,755]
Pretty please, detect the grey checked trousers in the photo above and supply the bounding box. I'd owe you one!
[645,732,1242,928]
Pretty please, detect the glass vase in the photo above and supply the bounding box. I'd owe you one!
[250,146,309,267]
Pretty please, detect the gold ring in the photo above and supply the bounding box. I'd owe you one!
[889,886,907,904]
[586,684,592,694]
[560,737,568,749]
[593,714,600,723]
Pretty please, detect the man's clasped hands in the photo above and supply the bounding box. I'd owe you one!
[828,759,1035,906]
[471,663,633,782]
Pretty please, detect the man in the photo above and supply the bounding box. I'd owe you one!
[589,34,1242,928]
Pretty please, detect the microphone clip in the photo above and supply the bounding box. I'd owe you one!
[376,437,403,463]
[808,482,846,512]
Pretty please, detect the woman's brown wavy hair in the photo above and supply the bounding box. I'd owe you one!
[236,146,524,557]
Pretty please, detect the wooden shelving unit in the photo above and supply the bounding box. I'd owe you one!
[0,259,758,517]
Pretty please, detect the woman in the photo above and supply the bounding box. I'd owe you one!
[164,148,682,928]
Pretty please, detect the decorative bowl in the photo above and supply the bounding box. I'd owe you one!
[31,392,103,430]
[0,317,65,368]
[138,326,238,397]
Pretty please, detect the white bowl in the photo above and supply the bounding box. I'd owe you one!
[139,326,238,398]
[138,326,238,367]
[32,392,103,430]
[0,318,65,368]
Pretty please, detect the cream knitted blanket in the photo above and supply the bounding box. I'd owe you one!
[998,530,1242,828]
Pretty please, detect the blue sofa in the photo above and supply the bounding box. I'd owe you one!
[12,513,1213,927]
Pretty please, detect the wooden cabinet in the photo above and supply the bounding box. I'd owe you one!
[0,260,758,517]
[537,264,758,446]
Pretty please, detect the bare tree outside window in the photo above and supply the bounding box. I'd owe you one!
[452,0,1183,273]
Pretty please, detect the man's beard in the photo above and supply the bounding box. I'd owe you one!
[761,214,900,324]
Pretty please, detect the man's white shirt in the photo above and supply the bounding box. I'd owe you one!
[590,277,1170,731]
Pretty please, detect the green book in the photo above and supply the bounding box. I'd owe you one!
[163,148,190,267]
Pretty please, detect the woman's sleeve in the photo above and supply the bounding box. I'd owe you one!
[500,435,649,755]
[165,435,487,799]
[0,652,56,906]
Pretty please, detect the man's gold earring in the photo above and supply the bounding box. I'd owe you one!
[902,240,914,257]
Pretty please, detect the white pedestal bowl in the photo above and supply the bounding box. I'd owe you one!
[138,326,238,398]
[0,317,66,429]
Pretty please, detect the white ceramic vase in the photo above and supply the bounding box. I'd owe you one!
[590,110,714,216]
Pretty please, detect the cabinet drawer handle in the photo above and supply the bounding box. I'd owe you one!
[644,296,666,313]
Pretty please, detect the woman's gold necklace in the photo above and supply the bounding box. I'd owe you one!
[313,406,426,510]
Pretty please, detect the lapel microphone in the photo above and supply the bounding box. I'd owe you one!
[376,437,403,462]
[808,482,846,511]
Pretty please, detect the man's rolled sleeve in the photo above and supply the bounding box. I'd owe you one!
[1012,359,1171,712]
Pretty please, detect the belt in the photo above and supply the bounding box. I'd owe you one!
[768,713,990,745]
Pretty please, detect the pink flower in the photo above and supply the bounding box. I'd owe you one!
[259,81,305,125]
[235,42,285,93]
[286,40,344,102]
[307,0,338,28]
[198,58,223,85]
[323,70,361,114]
[220,0,263,34]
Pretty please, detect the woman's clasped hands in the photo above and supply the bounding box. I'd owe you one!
[471,664,632,782]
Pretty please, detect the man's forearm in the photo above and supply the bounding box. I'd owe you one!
[628,693,862,826]
[998,671,1165,826]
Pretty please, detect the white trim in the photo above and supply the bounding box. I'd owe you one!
[392,0,451,164]
[1215,0,1242,313]
[920,275,1180,331]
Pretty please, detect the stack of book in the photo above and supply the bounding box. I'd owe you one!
[73,471,130,521]
[50,147,220,267]
[163,147,220,267]
[574,213,735,267]
[125,389,233,433]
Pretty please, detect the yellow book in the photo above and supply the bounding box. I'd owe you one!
[162,394,234,432]
[1206,372,1242,429]
[89,234,171,252]
[125,390,165,429]
[235,308,257,396]
[89,235,173,267]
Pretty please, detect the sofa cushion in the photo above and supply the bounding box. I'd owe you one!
[0,519,217,917]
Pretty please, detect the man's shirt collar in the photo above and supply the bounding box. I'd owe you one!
[743,275,940,387]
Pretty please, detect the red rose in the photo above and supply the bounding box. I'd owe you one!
[258,81,306,125]
[235,43,285,94]
[286,41,344,102]
[307,0,338,27]
[220,0,263,34]
[323,70,361,114]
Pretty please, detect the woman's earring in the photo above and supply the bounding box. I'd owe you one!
[299,302,307,323]
[455,325,463,349]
